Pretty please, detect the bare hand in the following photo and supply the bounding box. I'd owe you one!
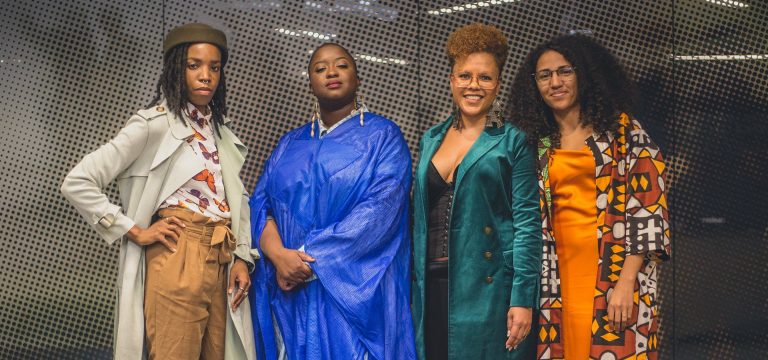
[228,259,251,310]
[506,306,532,351]
[607,281,634,333]
[272,248,315,291]
[126,216,185,251]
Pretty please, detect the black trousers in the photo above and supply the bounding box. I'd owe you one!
[424,260,449,360]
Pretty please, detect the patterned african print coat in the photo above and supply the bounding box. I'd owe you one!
[536,114,671,360]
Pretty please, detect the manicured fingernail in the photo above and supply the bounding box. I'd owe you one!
[506,330,511,337]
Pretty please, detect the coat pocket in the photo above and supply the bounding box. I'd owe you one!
[502,250,515,275]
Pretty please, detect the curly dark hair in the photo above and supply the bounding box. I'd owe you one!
[148,43,228,136]
[446,23,509,73]
[506,34,634,144]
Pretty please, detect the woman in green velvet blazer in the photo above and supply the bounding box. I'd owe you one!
[411,23,542,360]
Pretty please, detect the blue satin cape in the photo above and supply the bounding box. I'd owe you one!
[248,113,417,360]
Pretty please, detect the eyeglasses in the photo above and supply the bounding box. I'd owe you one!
[451,73,498,89]
[532,66,576,83]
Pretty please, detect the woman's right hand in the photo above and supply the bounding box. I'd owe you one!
[125,216,186,252]
[271,248,315,291]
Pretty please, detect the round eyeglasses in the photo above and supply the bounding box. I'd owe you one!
[451,73,498,89]
[532,66,576,83]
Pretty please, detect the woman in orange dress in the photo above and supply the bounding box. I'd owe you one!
[507,35,671,359]
[549,145,600,358]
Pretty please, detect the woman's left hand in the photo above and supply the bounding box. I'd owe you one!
[506,306,532,351]
[607,280,634,333]
[228,259,251,310]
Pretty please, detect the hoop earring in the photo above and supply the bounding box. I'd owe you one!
[310,98,320,138]
[486,98,503,128]
[355,94,365,126]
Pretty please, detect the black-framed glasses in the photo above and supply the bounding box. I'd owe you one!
[451,73,498,89]
[532,66,576,83]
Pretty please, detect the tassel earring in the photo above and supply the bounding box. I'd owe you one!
[355,94,365,126]
[451,103,463,130]
[486,98,503,128]
[310,98,320,138]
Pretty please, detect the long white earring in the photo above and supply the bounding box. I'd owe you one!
[310,98,320,138]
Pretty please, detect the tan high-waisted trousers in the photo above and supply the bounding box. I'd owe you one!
[144,207,235,360]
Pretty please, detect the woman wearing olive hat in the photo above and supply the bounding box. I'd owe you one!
[61,23,257,359]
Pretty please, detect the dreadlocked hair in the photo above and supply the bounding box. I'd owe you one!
[507,34,635,146]
[148,43,228,137]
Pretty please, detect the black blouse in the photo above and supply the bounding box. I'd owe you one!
[427,161,456,261]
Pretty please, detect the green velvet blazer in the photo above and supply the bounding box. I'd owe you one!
[412,117,542,359]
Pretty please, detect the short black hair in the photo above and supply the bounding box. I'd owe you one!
[307,42,359,79]
[148,43,228,136]
[507,34,635,144]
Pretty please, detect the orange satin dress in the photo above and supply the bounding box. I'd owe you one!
[549,147,598,360]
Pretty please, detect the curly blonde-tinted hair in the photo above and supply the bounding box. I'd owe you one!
[446,23,509,73]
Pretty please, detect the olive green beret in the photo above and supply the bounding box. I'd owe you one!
[163,23,228,56]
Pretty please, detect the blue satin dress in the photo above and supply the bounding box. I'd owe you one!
[248,113,417,360]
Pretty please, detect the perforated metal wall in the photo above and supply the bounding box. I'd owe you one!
[669,1,767,358]
[1,0,766,358]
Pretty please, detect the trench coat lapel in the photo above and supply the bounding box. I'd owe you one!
[149,109,204,211]
[216,123,247,230]
[150,110,193,169]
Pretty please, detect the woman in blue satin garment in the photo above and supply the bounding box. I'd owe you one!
[247,43,417,360]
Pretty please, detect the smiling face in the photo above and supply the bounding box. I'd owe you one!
[450,52,500,123]
[184,43,222,110]
[535,50,580,119]
[308,44,359,107]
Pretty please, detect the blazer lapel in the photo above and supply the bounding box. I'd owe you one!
[418,120,452,178]
[454,125,505,190]
[416,119,452,220]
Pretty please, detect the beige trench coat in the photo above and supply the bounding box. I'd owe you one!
[61,101,258,359]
